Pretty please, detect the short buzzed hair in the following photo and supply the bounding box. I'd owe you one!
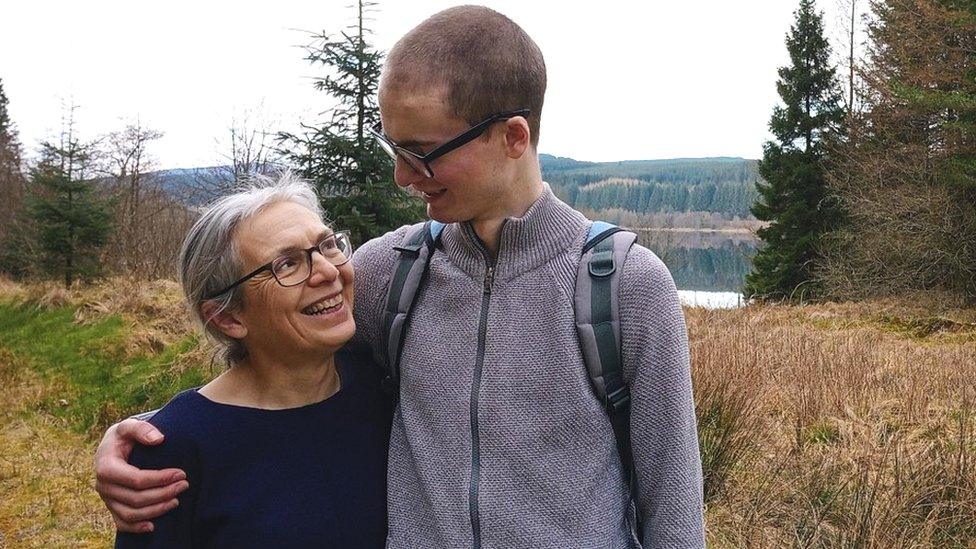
[382,5,547,147]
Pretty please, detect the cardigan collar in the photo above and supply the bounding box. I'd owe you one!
[439,183,590,280]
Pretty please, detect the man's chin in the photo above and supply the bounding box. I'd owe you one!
[426,207,465,224]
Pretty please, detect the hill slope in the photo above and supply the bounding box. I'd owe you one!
[540,154,760,220]
[145,156,761,225]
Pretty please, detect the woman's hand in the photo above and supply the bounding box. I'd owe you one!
[93,419,189,532]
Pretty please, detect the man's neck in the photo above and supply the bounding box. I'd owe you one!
[470,167,544,255]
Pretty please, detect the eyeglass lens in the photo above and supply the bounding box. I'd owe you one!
[374,138,430,178]
[271,233,353,287]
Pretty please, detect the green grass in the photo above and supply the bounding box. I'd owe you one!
[805,420,840,445]
[0,299,209,437]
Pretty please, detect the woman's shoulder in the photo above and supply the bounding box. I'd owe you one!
[336,344,384,394]
[147,389,210,435]
[129,390,209,469]
[336,344,393,426]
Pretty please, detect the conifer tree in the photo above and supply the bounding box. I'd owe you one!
[0,79,26,244]
[279,0,424,245]
[745,0,845,300]
[26,106,114,287]
[819,0,976,300]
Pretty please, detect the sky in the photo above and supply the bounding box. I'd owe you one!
[1,1,860,170]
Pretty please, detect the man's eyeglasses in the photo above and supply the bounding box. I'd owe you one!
[204,232,353,300]
[369,109,530,179]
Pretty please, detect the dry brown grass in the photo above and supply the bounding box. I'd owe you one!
[0,275,26,302]
[0,278,205,548]
[70,278,192,358]
[689,301,976,548]
[1,277,975,547]
[6,276,193,359]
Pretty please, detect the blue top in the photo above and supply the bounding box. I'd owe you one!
[115,349,391,549]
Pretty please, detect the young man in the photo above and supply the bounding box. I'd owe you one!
[94,6,704,547]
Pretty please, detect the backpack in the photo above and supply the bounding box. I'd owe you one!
[378,219,641,537]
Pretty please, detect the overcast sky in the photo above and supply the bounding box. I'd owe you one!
[1,1,858,169]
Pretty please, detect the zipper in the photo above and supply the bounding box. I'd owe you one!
[467,223,499,549]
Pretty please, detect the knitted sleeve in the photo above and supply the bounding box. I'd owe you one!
[619,244,705,548]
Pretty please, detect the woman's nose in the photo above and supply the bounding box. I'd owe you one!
[307,251,341,285]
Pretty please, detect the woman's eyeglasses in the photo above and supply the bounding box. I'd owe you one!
[204,231,353,300]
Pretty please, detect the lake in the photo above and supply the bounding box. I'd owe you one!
[634,229,756,309]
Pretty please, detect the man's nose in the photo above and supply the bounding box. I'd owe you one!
[393,158,427,188]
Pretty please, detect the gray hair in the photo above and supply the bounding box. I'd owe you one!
[179,171,324,366]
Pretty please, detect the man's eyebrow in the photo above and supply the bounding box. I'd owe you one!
[389,136,437,150]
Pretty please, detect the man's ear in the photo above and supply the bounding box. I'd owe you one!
[502,116,531,159]
[201,300,247,340]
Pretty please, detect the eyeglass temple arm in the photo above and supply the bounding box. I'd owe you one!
[421,109,531,164]
[203,263,272,300]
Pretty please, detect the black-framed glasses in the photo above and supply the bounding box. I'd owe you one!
[369,108,531,179]
[204,231,353,300]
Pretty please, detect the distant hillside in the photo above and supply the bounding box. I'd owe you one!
[146,156,761,226]
[147,165,286,206]
[540,154,760,221]
[146,166,234,206]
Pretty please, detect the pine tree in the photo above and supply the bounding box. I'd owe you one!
[819,0,976,300]
[278,0,424,245]
[26,106,114,287]
[0,78,26,244]
[744,0,845,300]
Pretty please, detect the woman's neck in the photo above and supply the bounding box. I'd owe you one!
[199,352,341,410]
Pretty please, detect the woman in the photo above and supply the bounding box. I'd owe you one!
[115,174,389,548]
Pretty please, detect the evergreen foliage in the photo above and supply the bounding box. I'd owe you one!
[25,123,114,287]
[0,79,26,246]
[820,0,976,300]
[543,156,761,219]
[745,0,845,300]
[568,178,757,218]
[0,79,22,178]
[278,1,424,246]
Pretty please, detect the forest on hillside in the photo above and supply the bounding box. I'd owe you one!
[540,155,760,221]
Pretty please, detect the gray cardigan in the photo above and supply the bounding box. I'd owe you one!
[352,185,704,548]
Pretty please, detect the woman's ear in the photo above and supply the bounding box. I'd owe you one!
[201,300,247,340]
[503,116,531,159]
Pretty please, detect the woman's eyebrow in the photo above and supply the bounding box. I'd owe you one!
[272,230,333,255]
[272,243,303,256]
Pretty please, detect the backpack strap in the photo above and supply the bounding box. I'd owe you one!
[380,220,445,396]
[575,220,641,536]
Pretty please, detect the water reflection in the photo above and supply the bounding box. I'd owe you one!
[677,290,744,309]
[635,229,757,308]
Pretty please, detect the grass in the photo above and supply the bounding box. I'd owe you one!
[688,302,976,547]
[0,286,210,437]
[0,278,216,547]
[1,277,974,547]
[0,349,114,548]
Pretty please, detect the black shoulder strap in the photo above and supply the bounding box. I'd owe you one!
[575,221,641,538]
[379,221,444,397]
